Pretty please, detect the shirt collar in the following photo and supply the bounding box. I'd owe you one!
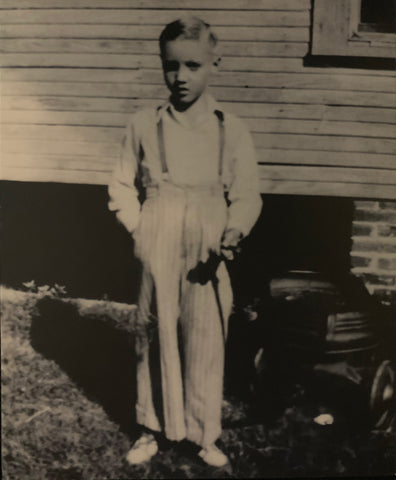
[155,94,224,126]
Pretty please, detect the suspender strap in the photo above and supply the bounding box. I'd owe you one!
[216,111,225,177]
[157,110,225,177]
[157,118,168,174]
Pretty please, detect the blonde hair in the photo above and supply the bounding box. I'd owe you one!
[159,16,218,57]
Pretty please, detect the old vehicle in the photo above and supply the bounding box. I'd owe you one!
[245,270,395,430]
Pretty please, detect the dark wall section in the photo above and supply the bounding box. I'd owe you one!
[1,181,141,303]
[231,193,354,302]
[1,181,354,303]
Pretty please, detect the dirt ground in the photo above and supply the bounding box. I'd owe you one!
[2,287,395,479]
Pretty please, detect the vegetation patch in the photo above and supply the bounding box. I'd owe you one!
[2,287,395,479]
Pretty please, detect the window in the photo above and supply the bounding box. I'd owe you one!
[360,0,396,33]
[312,0,396,58]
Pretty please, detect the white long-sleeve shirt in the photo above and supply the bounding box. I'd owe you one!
[108,94,262,237]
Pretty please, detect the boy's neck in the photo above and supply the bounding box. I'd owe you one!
[170,93,210,127]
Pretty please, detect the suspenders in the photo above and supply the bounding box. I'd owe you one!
[216,110,225,177]
[156,110,225,178]
[156,117,168,174]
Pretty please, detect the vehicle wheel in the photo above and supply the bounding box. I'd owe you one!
[370,360,395,430]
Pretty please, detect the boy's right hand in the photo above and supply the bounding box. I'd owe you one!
[221,228,242,260]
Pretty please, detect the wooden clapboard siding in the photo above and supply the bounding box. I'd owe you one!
[0,25,310,42]
[1,9,310,26]
[3,149,395,170]
[0,0,312,10]
[1,95,159,112]
[1,166,111,185]
[2,125,123,142]
[1,1,395,199]
[4,82,396,108]
[3,102,395,125]
[253,135,396,155]
[1,54,309,72]
[0,39,309,58]
[3,132,394,157]
[257,180,396,199]
[3,71,396,92]
[1,154,116,170]
[2,68,395,92]
[4,96,395,123]
[3,120,395,142]
[2,139,118,157]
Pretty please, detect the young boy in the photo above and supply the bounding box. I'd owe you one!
[108,16,262,468]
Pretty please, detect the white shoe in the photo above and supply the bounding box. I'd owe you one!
[198,444,229,467]
[126,433,158,465]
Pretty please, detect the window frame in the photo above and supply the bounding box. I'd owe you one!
[312,0,396,58]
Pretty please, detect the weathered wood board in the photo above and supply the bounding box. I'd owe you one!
[1,0,395,198]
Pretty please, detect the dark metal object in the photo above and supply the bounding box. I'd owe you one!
[370,360,395,429]
[250,270,395,430]
[268,271,379,357]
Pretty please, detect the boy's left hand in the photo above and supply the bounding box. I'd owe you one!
[221,228,243,260]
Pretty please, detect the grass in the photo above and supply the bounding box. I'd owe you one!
[2,287,396,479]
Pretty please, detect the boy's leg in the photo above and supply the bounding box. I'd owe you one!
[180,260,233,448]
[134,191,187,442]
[135,268,162,433]
[154,265,187,442]
[128,269,161,465]
[136,265,187,442]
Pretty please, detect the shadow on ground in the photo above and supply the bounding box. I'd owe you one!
[28,296,261,443]
[30,297,138,438]
[18,293,396,478]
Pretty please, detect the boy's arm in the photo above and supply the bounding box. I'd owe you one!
[224,122,262,242]
[108,117,141,234]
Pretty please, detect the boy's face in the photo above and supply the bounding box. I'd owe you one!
[162,37,216,108]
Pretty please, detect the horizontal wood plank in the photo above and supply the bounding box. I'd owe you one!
[0,0,311,11]
[258,149,396,169]
[3,81,395,108]
[257,179,396,199]
[0,53,307,72]
[0,38,309,58]
[1,52,394,78]
[3,148,394,171]
[247,119,396,138]
[2,124,122,142]
[259,165,396,185]
[1,9,310,26]
[1,166,111,185]
[2,101,395,125]
[3,154,394,185]
[3,119,395,142]
[344,42,396,59]
[253,134,396,155]
[5,66,394,86]
[2,166,395,199]
[2,153,116,169]
[2,138,119,156]
[3,98,395,130]
[1,95,159,112]
[3,133,395,157]
[0,53,162,68]
[2,67,395,93]
[0,24,309,42]
[1,110,132,126]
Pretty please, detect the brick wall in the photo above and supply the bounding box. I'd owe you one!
[351,200,396,307]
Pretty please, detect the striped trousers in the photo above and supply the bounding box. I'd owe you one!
[133,181,233,448]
